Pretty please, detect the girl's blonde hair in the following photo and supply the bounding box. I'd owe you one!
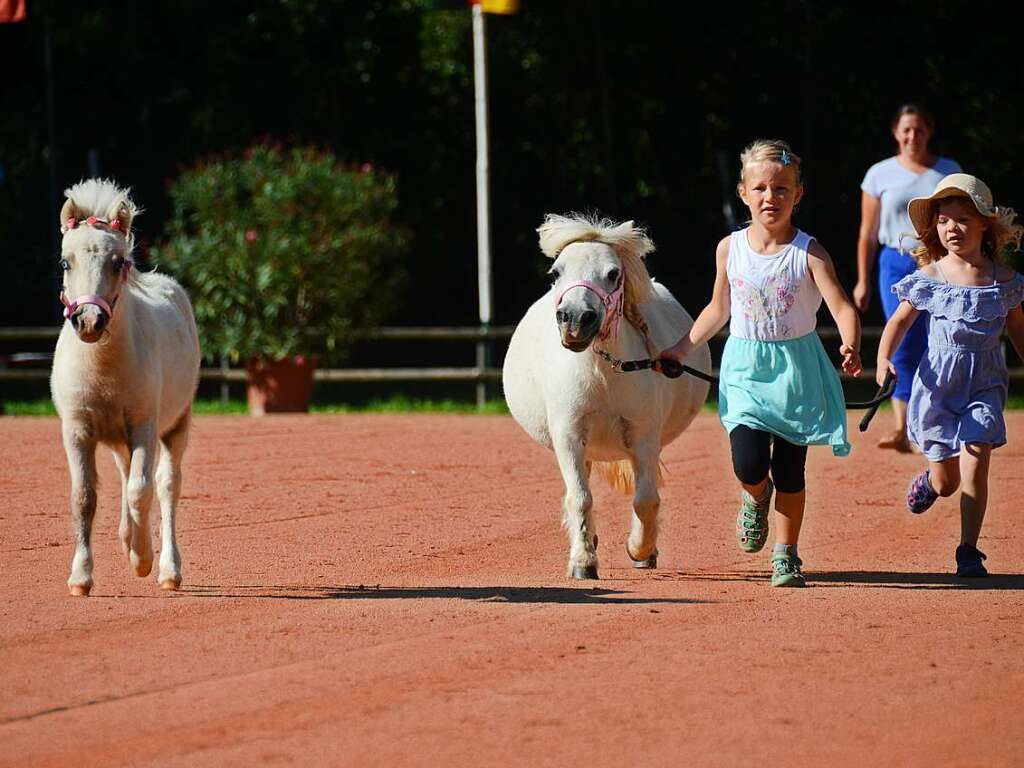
[737,139,803,195]
[910,195,1024,266]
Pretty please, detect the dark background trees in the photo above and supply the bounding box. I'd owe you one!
[1,0,1018,342]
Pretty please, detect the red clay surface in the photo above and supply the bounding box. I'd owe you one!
[2,412,1024,767]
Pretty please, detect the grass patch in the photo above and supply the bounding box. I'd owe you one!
[2,400,58,416]
[311,396,509,414]
[191,399,248,415]
[2,397,509,416]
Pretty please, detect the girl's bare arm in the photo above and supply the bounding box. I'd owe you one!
[808,240,862,375]
[876,300,921,386]
[855,191,881,312]
[1005,304,1024,363]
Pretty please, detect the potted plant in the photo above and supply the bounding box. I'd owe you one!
[153,142,408,414]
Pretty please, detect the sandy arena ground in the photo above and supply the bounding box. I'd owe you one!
[1,412,1023,767]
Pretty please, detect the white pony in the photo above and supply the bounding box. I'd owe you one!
[50,179,200,596]
[503,213,711,579]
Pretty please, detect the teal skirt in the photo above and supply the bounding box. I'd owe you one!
[719,333,850,457]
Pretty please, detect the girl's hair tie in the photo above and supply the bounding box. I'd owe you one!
[780,150,792,166]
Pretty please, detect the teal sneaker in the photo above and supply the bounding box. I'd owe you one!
[771,552,806,588]
[736,479,772,553]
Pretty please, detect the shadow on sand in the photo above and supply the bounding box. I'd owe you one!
[171,583,712,605]
[665,569,1024,590]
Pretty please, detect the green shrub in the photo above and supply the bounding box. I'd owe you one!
[153,142,409,363]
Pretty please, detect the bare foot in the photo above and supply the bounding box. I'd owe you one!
[877,430,913,453]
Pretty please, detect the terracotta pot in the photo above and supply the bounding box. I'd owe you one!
[246,355,317,415]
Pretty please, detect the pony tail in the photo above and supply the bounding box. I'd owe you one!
[592,459,665,495]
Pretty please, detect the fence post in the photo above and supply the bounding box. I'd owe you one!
[220,355,230,407]
[476,324,491,410]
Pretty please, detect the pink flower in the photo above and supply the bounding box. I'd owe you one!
[360,163,373,174]
[245,230,257,243]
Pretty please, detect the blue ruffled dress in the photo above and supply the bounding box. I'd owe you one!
[893,269,1024,461]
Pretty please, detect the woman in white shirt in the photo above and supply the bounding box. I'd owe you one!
[854,104,961,452]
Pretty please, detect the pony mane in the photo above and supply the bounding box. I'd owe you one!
[537,213,656,305]
[62,179,140,251]
[64,179,140,221]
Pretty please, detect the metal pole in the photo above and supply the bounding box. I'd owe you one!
[472,2,493,409]
[44,19,58,263]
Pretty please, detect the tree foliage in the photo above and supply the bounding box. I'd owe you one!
[152,143,407,362]
[0,0,1019,339]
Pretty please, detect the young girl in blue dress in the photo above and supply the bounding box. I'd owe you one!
[659,139,862,587]
[877,173,1024,577]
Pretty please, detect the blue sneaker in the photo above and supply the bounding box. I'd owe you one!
[955,544,988,578]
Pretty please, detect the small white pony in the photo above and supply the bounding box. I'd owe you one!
[50,179,200,596]
[503,213,710,579]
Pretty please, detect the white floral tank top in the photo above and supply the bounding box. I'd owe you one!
[727,227,822,341]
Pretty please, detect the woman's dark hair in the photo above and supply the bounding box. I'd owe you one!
[891,103,935,132]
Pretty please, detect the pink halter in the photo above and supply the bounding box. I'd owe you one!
[555,274,625,341]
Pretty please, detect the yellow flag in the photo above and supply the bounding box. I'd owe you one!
[478,0,519,13]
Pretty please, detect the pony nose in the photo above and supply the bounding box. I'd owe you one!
[557,307,599,336]
[72,306,108,335]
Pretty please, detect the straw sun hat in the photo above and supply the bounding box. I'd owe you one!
[907,173,1006,238]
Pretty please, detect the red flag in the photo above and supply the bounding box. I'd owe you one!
[0,0,26,23]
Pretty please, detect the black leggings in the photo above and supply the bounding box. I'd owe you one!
[729,425,808,494]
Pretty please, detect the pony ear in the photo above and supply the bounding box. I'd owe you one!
[609,220,655,259]
[59,197,83,229]
[105,198,134,236]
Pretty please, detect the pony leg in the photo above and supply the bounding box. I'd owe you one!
[126,423,157,578]
[111,446,131,556]
[62,421,98,596]
[155,412,190,590]
[553,431,598,579]
[627,439,661,567]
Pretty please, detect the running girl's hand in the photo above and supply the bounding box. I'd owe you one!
[839,344,862,376]
[657,335,692,364]
[876,359,896,388]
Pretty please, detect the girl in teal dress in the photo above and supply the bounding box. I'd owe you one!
[660,139,862,587]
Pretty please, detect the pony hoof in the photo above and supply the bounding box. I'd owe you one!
[68,583,92,597]
[632,554,658,569]
[628,547,658,569]
[571,565,599,580]
[159,578,181,591]
[131,554,153,577]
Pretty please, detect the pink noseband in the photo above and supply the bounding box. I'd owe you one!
[59,261,133,321]
[61,292,114,320]
[555,275,625,341]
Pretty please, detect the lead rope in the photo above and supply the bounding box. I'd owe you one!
[594,344,895,424]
